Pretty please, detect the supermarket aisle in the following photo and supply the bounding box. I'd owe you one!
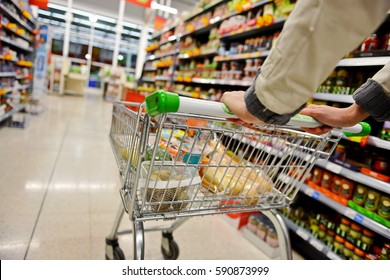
[0,92,302,260]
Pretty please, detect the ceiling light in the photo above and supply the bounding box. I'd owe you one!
[89,14,97,23]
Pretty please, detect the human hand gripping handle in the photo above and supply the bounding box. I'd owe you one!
[145,90,371,137]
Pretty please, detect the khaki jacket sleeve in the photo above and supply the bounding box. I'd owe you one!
[247,0,390,121]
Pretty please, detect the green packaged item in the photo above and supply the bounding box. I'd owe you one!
[377,195,390,220]
[357,229,375,251]
[380,243,390,260]
[364,190,381,212]
[145,146,173,162]
[352,184,368,206]
[346,223,362,244]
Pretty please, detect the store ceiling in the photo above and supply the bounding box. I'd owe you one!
[48,0,198,25]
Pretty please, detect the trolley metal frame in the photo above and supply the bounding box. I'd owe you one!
[105,101,339,260]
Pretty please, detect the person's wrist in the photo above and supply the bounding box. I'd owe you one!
[345,103,370,125]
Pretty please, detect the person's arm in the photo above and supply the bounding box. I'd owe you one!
[222,0,390,125]
[353,62,390,122]
[299,103,370,135]
[300,62,390,134]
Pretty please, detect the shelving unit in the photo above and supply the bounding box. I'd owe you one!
[282,217,343,260]
[219,18,285,41]
[315,160,390,196]
[191,78,252,86]
[0,3,35,33]
[0,0,36,123]
[337,56,390,67]
[0,103,24,122]
[312,93,353,104]
[301,183,390,239]
[277,173,390,239]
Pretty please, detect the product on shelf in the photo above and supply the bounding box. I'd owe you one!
[306,164,390,226]
[281,195,388,260]
[316,67,379,95]
[246,212,279,248]
[0,0,36,122]
[379,121,390,141]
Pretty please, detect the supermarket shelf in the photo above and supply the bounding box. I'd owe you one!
[16,84,30,90]
[178,51,219,60]
[156,65,174,69]
[1,24,33,43]
[184,0,272,26]
[352,50,390,58]
[219,18,285,41]
[0,37,33,52]
[0,72,17,77]
[17,61,34,68]
[184,0,226,22]
[0,56,17,62]
[0,87,14,94]
[140,77,155,83]
[366,136,390,151]
[337,56,390,67]
[181,1,274,39]
[143,67,157,72]
[312,93,354,103]
[180,21,219,38]
[0,4,34,33]
[240,227,280,259]
[0,104,24,123]
[282,216,343,260]
[158,35,177,47]
[10,0,36,25]
[136,87,155,93]
[146,50,178,61]
[175,90,194,98]
[191,78,252,86]
[215,50,270,62]
[151,23,178,40]
[298,182,390,239]
[315,160,390,195]
[154,76,171,81]
[222,0,272,23]
[278,173,390,238]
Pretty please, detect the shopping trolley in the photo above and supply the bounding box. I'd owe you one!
[105,90,370,260]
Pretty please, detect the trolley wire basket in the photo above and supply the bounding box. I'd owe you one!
[106,90,370,260]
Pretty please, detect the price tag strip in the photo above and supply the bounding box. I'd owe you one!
[326,162,342,174]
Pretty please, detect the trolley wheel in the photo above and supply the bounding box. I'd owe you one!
[105,238,125,260]
[161,232,179,260]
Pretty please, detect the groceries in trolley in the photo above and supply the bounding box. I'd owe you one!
[133,127,279,212]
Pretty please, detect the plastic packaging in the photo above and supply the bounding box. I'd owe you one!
[339,179,356,199]
[321,171,333,189]
[331,176,342,195]
[377,195,390,220]
[357,229,375,251]
[343,241,355,259]
[352,248,366,260]
[312,167,323,185]
[333,235,345,254]
[352,184,368,206]
[364,189,381,212]
[337,218,351,237]
[346,223,362,244]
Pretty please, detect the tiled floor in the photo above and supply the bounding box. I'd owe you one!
[0,91,304,260]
